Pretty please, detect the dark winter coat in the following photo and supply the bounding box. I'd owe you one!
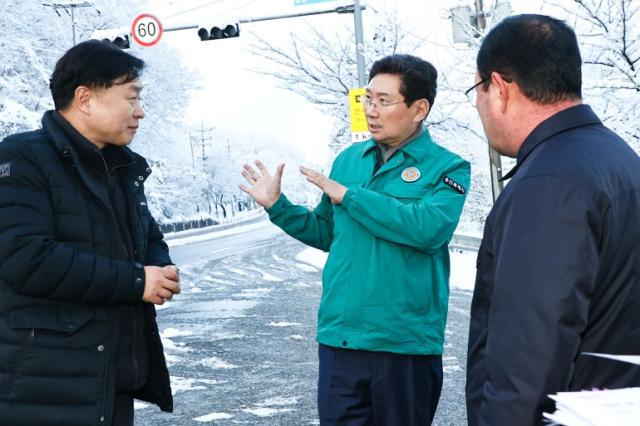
[0,111,173,425]
[466,104,640,425]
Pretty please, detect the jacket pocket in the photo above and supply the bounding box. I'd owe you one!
[9,305,94,332]
[9,305,95,348]
[4,306,104,404]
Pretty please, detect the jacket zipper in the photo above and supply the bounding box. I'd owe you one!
[111,159,141,388]
[106,156,143,403]
[101,156,115,262]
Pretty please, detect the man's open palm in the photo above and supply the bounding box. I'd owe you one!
[239,160,284,209]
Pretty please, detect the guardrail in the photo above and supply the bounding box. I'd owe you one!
[162,211,267,240]
[160,211,482,251]
[159,218,219,234]
[450,233,482,251]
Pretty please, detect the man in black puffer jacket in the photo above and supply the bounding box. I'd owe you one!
[0,40,181,425]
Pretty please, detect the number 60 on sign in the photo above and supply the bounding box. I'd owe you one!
[131,13,163,47]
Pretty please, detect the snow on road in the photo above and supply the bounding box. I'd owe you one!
[450,249,477,290]
[293,245,477,290]
[136,224,477,425]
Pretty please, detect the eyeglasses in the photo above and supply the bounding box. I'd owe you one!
[363,96,406,110]
[465,77,490,107]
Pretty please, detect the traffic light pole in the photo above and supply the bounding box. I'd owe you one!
[238,5,366,24]
[156,4,368,84]
[353,0,367,87]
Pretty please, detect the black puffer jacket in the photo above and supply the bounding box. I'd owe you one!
[0,111,173,425]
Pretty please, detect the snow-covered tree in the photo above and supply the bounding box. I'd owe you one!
[247,6,492,233]
[0,0,210,224]
[0,1,70,134]
[248,9,421,152]
[551,0,640,153]
[246,0,640,234]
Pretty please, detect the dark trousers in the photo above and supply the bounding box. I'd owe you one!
[318,344,443,426]
[112,393,134,426]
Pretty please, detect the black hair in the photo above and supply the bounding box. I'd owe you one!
[368,54,438,108]
[50,39,145,110]
[477,14,582,103]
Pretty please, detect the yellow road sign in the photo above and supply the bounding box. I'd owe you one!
[349,87,370,142]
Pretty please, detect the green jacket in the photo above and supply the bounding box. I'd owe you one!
[267,129,470,355]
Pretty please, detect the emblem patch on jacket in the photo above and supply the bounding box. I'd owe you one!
[0,163,10,178]
[401,167,421,182]
[443,175,466,194]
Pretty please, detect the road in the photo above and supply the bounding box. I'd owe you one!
[136,219,472,425]
[168,217,289,265]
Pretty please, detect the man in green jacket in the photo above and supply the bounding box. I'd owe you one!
[240,54,470,425]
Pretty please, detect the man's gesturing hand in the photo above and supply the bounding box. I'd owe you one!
[142,265,181,305]
[239,160,284,209]
[299,166,347,204]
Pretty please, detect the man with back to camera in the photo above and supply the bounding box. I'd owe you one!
[0,40,181,425]
[465,14,640,425]
[240,53,471,425]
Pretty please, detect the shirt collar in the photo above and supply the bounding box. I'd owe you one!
[361,124,433,161]
[501,104,601,180]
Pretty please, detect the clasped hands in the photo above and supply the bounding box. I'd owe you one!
[239,160,347,208]
[142,265,181,305]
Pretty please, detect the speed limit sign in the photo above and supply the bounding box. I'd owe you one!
[131,13,163,47]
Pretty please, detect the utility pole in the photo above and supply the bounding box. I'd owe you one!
[188,131,195,169]
[199,122,213,164]
[44,2,93,45]
[190,122,214,169]
[201,124,206,163]
[190,123,214,215]
[472,0,504,202]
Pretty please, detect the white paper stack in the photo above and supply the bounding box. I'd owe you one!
[543,353,640,426]
[544,387,640,425]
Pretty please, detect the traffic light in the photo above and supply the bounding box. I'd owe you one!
[107,35,130,49]
[197,23,240,41]
[90,28,131,49]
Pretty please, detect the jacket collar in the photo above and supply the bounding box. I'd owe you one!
[361,125,434,162]
[42,110,151,180]
[501,104,601,180]
[50,110,135,178]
